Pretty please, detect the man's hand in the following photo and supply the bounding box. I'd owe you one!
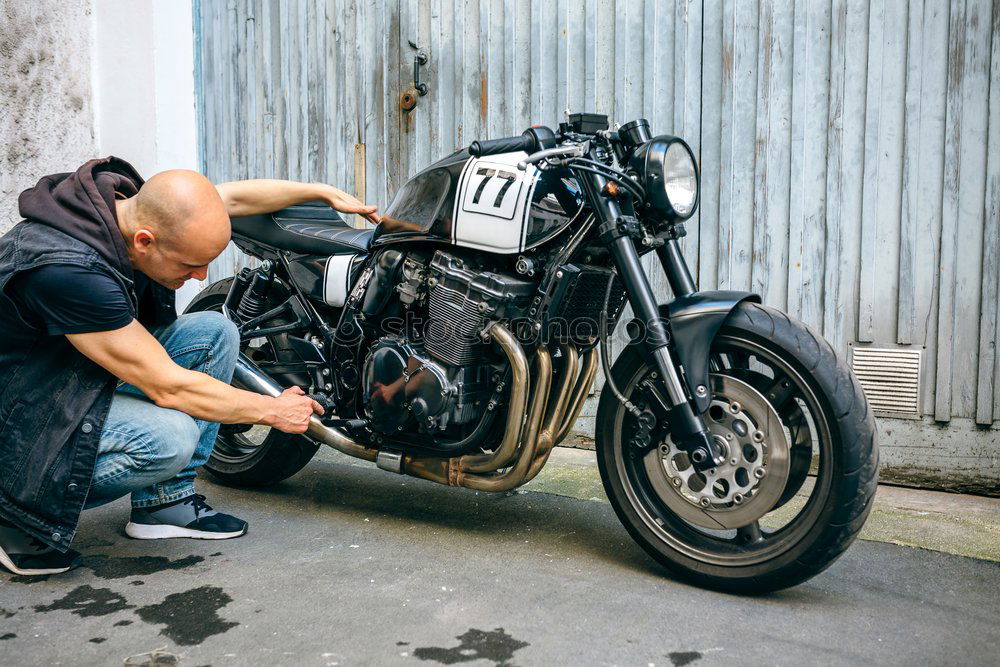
[265,386,324,434]
[217,179,380,225]
[321,187,381,225]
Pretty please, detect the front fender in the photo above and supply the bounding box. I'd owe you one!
[661,290,760,413]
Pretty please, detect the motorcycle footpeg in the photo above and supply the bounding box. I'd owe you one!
[322,417,369,431]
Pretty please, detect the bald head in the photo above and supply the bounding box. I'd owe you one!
[132,170,230,248]
[116,169,232,289]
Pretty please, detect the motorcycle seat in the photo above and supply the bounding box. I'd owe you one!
[231,202,374,255]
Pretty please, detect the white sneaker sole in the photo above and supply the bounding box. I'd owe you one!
[125,522,247,540]
[0,546,74,576]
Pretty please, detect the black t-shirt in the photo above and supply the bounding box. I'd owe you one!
[7,264,148,335]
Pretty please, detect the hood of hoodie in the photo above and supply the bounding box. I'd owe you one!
[17,156,144,278]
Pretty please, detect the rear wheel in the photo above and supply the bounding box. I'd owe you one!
[185,277,319,487]
[596,302,878,593]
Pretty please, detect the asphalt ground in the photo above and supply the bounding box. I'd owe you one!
[1,447,998,666]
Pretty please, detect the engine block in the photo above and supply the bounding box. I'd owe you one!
[362,337,492,434]
[423,251,535,366]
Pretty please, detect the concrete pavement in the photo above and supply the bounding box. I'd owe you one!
[1,447,998,666]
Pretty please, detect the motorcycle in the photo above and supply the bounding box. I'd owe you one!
[187,114,878,593]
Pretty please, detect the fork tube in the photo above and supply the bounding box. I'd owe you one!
[657,239,697,298]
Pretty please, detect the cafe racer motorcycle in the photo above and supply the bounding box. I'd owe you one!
[187,114,878,593]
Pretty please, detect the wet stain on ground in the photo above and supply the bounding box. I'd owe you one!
[397,641,410,646]
[136,585,238,646]
[0,633,15,640]
[9,574,49,584]
[89,637,106,644]
[0,607,15,618]
[669,651,702,666]
[34,585,134,618]
[412,628,529,666]
[114,619,133,627]
[85,554,204,579]
[209,552,222,557]
[130,580,144,586]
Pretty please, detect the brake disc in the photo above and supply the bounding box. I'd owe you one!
[642,373,790,530]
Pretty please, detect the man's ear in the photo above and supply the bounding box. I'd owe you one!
[133,229,156,253]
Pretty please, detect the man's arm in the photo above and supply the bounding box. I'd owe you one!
[67,321,323,433]
[216,179,380,224]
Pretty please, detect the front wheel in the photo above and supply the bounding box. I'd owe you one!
[596,302,878,593]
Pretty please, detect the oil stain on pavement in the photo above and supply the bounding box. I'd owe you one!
[34,585,134,617]
[136,585,238,646]
[84,554,205,579]
[412,627,529,666]
[668,651,703,666]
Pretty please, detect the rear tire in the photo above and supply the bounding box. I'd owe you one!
[185,277,319,487]
[596,302,878,593]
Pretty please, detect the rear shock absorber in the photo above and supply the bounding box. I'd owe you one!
[237,267,271,321]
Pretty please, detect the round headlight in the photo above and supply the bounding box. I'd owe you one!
[662,142,698,216]
[630,135,700,220]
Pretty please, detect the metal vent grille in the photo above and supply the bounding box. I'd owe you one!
[851,347,921,417]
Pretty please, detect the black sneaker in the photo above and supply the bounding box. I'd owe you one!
[0,518,82,576]
[125,494,248,540]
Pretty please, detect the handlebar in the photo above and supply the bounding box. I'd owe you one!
[468,126,557,157]
[468,132,535,157]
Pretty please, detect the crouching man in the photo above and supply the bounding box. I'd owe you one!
[0,157,378,576]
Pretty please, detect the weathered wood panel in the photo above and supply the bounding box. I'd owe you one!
[196,0,1000,435]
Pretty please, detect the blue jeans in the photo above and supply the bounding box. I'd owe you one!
[84,311,240,510]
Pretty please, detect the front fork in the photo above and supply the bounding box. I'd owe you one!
[582,172,726,471]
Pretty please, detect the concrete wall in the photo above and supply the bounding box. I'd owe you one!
[0,1,98,232]
[0,0,198,240]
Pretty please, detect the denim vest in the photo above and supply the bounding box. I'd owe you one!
[0,222,176,549]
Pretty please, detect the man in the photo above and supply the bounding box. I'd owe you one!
[0,157,378,576]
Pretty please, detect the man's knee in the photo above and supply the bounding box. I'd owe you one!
[150,410,200,477]
[178,311,240,361]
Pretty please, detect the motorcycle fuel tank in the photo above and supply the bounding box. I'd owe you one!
[374,148,584,254]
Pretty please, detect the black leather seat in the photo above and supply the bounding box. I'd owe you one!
[231,202,374,255]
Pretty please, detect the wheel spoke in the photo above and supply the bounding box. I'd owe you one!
[736,521,763,544]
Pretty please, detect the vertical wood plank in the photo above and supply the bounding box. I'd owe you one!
[566,0,586,113]
[462,0,482,144]
[985,0,1000,423]
[512,0,532,129]
[487,0,506,139]
[857,0,886,343]
[414,0,433,170]
[935,0,966,421]
[952,0,992,419]
[697,0,719,291]
[592,0,615,118]
[791,1,833,330]
[897,0,925,345]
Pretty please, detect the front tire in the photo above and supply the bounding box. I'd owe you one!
[185,277,319,487]
[596,302,878,593]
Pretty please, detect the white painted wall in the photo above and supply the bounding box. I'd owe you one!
[92,0,198,176]
[91,0,203,308]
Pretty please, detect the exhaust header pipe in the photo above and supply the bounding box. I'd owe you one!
[232,354,377,462]
[230,322,595,492]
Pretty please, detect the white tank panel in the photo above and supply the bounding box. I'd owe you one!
[450,152,540,254]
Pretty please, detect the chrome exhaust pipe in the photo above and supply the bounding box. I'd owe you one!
[232,354,377,462]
